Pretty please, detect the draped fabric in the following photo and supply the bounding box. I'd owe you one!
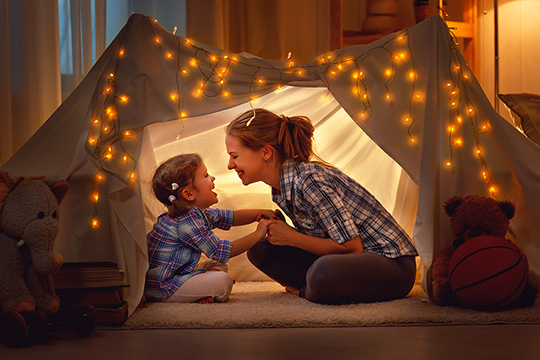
[186,0,332,64]
[0,0,62,165]
[3,14,540,316]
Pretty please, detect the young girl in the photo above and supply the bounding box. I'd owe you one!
[225,109,418,305]
[145,153,275,303]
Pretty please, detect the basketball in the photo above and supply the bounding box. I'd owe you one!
[448,235,528,310]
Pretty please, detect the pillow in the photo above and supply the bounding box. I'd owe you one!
[498,93,540,146]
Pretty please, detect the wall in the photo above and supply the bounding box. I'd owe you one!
[477,0,540,121]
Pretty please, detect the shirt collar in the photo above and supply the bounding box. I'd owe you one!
[274,159,297,201]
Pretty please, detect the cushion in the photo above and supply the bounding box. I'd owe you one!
[498,93,540,145]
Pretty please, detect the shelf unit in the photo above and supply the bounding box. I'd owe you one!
[331,0,477,72]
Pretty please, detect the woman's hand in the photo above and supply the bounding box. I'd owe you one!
[256,209,286,222]
[266,221,298,247]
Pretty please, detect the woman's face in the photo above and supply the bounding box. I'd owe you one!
[225,134,266,186]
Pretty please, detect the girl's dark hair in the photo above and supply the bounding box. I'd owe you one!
[226,108,321,163]
[152,153,202,218]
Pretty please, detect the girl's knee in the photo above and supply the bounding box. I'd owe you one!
[212,271,234,302]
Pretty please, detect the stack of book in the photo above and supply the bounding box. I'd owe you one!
[53,262,129,325]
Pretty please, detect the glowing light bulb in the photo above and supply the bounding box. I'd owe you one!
[88,138,96,145]
[119,95,128,103]
[385,69,392,77]
[96,174,103,182]
[446,161,452,167]
[170,93,178,101]
[92,193,99,202]
[222,91,230,97]
[155,37,160,44]
[166,53,173,59]
[124,131,131,137]
[92,218,99,228]
[455,138,463,146]
[190,59,197,67]
[409,71,415,80]
[119,49,124,57]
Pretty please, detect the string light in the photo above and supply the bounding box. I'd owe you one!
[85,18,498,228]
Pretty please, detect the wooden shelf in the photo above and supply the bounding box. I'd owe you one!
[446,20,474,39]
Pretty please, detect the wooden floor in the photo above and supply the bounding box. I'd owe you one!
[2,324,540,359]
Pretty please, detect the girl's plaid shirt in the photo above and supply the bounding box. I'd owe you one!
[145,207,233,299]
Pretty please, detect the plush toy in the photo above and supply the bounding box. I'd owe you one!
[0,171,69,314]
[427,194,538,309]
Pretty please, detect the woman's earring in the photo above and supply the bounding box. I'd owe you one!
[264,158,268,163]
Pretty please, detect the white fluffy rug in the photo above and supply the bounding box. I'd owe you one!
[120,282,540,329]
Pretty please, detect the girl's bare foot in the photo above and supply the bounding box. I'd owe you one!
[196,296,215,304]
[285,286,300,296]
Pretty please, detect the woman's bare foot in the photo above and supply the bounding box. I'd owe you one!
[195,296,215,304]
[285,286,300,296]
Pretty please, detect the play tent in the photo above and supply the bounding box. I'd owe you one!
[3,14,540,315]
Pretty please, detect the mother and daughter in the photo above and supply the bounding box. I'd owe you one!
[144,108,418,305]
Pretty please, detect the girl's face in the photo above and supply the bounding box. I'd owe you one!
[190,162,218,209]
[225,134,266,186]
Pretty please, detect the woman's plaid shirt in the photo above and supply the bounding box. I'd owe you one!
[272,160,417,258]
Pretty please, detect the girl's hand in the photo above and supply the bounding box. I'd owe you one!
[267,221,298,246]
[255,218,273,237]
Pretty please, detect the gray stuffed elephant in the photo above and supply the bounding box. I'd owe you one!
[0,171,68,314]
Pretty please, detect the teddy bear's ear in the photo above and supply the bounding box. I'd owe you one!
[499,200,515,220]
[444,196,463,216]
[50,181,69,205]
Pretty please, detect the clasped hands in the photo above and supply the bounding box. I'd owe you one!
[255,210,296,246]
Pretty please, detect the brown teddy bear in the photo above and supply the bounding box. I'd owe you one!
[427,194,538,309]
[0,171,68,314]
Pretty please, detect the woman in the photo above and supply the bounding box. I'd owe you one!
[225,108,418,304]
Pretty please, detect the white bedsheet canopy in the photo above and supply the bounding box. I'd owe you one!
[3,14,540,315]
